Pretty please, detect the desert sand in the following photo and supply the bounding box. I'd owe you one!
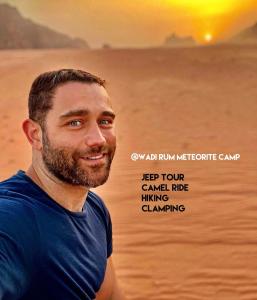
[0,45,256,299]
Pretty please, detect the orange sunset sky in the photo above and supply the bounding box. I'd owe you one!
[1,0,257,47]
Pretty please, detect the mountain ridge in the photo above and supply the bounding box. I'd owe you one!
[230,22,257,44]
[0,3,89,49]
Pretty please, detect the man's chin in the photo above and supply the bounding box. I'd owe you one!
[81,175,109,188]
[72,166,110,188]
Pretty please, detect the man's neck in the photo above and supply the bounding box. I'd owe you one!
[26,165,88,213]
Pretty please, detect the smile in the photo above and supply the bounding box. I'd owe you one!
[80,153,106,165]
[83,153,105,160]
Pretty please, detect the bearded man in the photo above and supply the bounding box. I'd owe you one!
[0,69,125,300]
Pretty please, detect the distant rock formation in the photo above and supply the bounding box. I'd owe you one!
[102,43,112,49]
[164,33,196,47]
[231,22,257,44]
[0,3,89,49]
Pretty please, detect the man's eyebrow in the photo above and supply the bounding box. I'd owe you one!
[59,109,116,119]
[102,111,116,119]
[59,109,89,119]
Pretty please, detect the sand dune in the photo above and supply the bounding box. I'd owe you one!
[0,45,256,299]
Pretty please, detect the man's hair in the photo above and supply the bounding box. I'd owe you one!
[28,69,106,128]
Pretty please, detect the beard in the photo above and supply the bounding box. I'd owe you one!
[41,130,116,188]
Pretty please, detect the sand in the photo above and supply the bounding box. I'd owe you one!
[0,45,257,299]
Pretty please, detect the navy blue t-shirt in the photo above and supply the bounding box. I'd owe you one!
[0,170,112,300]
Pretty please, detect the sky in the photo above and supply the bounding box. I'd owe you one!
[1,0,257,48]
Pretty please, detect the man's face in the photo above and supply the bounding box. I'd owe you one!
[40,82,116,188]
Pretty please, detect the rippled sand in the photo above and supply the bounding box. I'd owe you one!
[0,45,256,299]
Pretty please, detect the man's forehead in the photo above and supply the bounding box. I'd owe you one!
[52,82,111,106]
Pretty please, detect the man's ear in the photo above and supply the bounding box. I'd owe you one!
[22,119,43,150]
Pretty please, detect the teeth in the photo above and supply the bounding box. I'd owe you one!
[86,154,103,160]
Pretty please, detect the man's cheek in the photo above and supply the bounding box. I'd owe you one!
[108,134,116,146]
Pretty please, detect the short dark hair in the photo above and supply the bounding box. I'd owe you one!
[28,69,106,127]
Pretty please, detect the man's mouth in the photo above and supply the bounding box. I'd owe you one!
[79,153,107,166]
[85,154,105,160]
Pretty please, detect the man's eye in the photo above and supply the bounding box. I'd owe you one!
[99,119,112,126]
[68,120,82,127]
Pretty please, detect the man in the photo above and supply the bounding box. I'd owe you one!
[0,69,125,300]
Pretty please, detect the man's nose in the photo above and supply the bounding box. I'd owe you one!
[84,122,106,148]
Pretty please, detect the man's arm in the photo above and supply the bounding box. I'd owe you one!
[96,257,126,300]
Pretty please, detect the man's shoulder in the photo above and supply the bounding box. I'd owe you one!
[87,191,111,225]
[0,170,39,202]
[0,171,39,230]
[0,170,28,194]
[88,190,108,210]
[87,191,113,257]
